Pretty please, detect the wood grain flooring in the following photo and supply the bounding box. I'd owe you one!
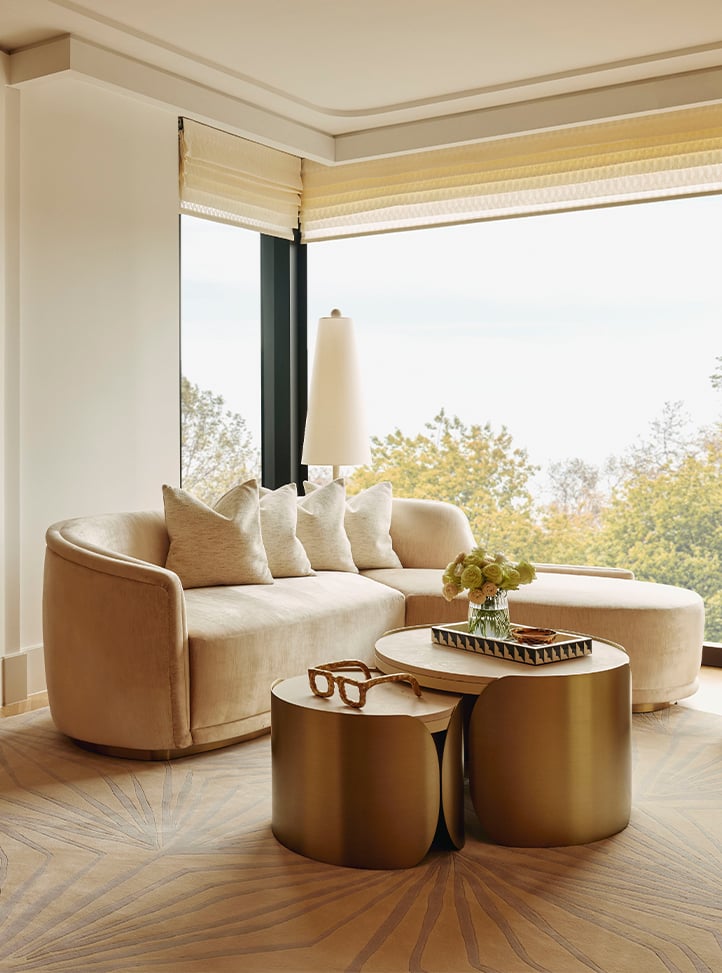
[1,694,721,971]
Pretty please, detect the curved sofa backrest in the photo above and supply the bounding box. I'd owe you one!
[46,498,475,573]
[48,510,169,567]
[390,497,475,569]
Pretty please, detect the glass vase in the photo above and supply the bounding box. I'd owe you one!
[468,590,511,639]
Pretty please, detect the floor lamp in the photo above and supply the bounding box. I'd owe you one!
[302,309,371,480]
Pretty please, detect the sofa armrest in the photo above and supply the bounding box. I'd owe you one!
[390,498,476,568]
[43,524,191,751]
[533,562,635,580]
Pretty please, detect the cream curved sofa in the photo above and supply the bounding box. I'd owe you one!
[43,498,475,758]
[43,497,705,759]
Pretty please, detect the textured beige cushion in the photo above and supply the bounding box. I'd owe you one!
[163,482,273,589]
[258,483,314,578]
[307,480,403,570]
[297,479,357,572]
[345,482,402,570]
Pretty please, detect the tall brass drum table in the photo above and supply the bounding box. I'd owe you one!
[375,625,631,848]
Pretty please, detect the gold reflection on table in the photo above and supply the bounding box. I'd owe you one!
[469,664,631,846]
[271,676,464,869]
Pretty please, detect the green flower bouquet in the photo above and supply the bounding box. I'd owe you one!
[442,547,537,638]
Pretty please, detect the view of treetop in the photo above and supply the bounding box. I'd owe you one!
[181,354,722,642]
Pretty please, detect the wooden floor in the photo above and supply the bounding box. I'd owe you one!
[2,667,722,719]
[678,664,722,715]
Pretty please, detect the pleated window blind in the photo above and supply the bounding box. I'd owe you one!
[300,105,722,242]
[179,118,302,240]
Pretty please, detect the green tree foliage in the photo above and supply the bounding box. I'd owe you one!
[349,410,542,555]
[587,398,721,639]
[181,376,260,506]
[348,384,722,640]
[611,400,698,480]
[532,508,601,567]
[531,458,605,566]
[595,427,722,638]
[547,458,603,520]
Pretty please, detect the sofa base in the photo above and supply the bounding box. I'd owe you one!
[71,726,270,761]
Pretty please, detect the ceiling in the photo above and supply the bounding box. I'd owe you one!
[3,0,722,159]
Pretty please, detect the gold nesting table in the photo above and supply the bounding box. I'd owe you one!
[271,674,465,869]
[375,625,632,848]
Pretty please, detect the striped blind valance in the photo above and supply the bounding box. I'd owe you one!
[179,118,302,240]
[300,104,722,242]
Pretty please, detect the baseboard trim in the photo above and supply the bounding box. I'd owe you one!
[1,645,46,707]
[0,691,49,718]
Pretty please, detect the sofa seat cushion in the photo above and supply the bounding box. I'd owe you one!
[508,573,705,705]
[362,568,468,627]
[508,573,703,634]
[184,573,405,732]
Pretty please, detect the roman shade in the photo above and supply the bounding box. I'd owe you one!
[179,118,302,240]
[300,105,722,242]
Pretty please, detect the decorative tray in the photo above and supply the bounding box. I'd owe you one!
[431,622,592,666]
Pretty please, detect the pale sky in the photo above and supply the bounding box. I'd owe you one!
[181,194,721,490]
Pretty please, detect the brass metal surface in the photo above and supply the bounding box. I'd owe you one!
[469,664,632,846]
[440,701,465,850]
[271,676,464,868]
[632,701,673,713]
[376,625,632,847]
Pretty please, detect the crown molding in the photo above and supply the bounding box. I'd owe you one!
[9,35,335,162]
[335,64,722,162]
[8,34,722,166]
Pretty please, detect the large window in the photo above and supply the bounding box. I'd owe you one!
[180,215,262,505]
[308,195,722,640]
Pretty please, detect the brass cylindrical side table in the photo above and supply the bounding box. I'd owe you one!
[271,675,464,869]
[468,662,631,846]
[376,625,632,847]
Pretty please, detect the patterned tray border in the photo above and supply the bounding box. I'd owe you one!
[431,622,593,666]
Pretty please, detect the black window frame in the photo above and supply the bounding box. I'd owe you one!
[260,231,308,489]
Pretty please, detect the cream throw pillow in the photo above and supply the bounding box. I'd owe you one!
[345,481,403,570]
[306,480,402,570]
[258,483,314,578]
[163,481,273,589]
[297,479,358,572]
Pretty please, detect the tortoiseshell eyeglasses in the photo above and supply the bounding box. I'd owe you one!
[308,660,422,709]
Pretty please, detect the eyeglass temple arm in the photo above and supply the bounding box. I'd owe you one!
[313,660,373,678]
[355,672,422,696]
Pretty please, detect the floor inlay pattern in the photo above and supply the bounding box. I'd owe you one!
[1,706,721,972]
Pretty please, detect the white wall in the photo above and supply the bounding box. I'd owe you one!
[6,76,181,694]
[1,55,22,702]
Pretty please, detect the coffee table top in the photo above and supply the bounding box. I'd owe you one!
[375,625,629,695]
[272,673,462,733]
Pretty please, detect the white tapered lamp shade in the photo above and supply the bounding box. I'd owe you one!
[302,309,371,479]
